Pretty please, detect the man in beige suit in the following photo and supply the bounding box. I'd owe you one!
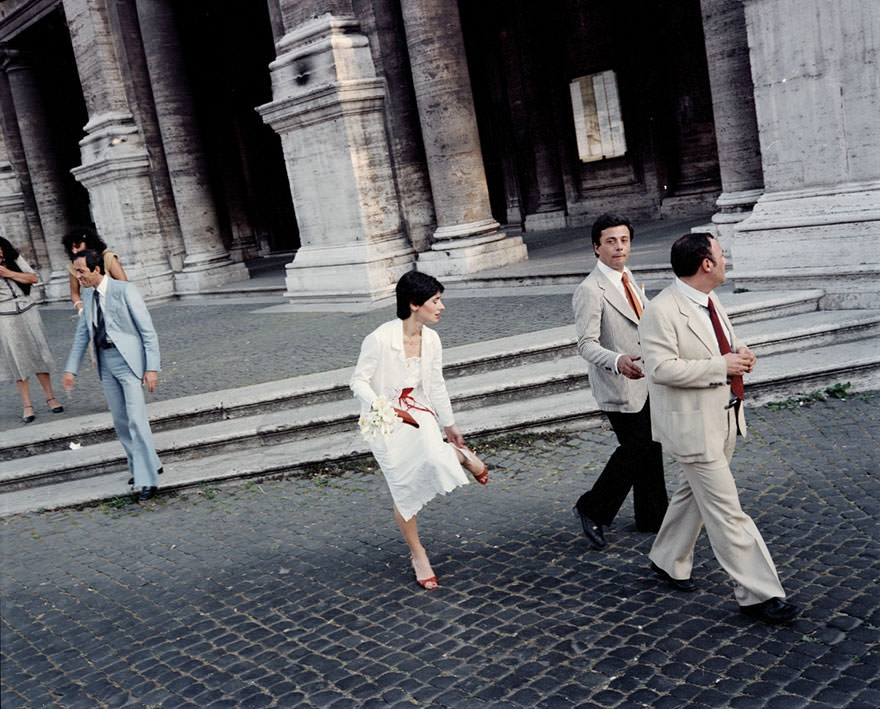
[572,214,668,550]
[639,232,798,624]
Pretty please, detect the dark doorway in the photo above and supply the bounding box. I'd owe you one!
[173,0,299,255]
[13,10,91,230]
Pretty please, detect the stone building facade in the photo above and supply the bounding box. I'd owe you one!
[0,0,877,307]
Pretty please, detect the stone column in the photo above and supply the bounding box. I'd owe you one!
[258,14,416,308]
[62,0,174,300]
[0,59,49,275]
[0,128,35,269]
[399,0,527,276]
[134,0,247,291]
[1,50,72,300]
[735,0,880,307]
[699,0,764,252]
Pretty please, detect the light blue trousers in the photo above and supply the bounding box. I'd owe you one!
[99,347,161,488]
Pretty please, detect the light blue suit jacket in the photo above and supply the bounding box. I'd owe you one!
[64,278,160,379]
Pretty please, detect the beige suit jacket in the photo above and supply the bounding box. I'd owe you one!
[573,266,646,413]
[638,284,746,462]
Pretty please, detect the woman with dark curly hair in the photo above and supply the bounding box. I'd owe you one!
[0,237,63,423]
[61,227,127,315]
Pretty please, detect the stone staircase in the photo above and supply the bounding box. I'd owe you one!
[2,289,879,516]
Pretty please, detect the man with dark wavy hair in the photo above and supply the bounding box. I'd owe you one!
[572,213,668,550]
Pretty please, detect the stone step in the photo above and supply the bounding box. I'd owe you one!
[0,389,603,517]
[0,292,869,464]
[735,309,880,355]
[2,334,878,505]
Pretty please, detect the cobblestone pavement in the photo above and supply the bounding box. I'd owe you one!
[0,293,574,432]
[2,394,878,708]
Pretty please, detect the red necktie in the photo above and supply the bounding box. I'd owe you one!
[707,298,744,400]
[621,271,642,319]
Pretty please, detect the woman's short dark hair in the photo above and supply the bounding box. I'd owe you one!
[74,248,105,274]
[395,270,444,320]
[62,226,107,258]
[671,232,715,277]
[591,213,634,247]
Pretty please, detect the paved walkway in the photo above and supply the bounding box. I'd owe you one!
[2,393,878,707]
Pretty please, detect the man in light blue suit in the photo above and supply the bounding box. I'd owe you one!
[63,249,162,502]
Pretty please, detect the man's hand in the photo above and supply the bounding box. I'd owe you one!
[444,424,464,448]
[618,354,645,380]
[723,352,753,376]
[143,370,158,393]
[62,372,76,391]
[737,346,757,373]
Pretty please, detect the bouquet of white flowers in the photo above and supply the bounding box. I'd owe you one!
[359,395,399,442]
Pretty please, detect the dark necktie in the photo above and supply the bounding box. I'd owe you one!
[94,292,107,349]
[621,271,642,319]
[707,298,744,400]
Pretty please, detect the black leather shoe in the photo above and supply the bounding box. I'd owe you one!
[650,562,696,592]
[22,406,35,424]
[128,467,162,486]
[739,597,799,624]
[134,486,157,503]
[573,506,606,549]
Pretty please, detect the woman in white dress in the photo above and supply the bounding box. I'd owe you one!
[351,271,488,590]
[0,237,63,423]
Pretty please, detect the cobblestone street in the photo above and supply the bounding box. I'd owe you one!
[2,394,878,708]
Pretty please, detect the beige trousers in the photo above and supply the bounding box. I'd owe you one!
[649,407,786,606]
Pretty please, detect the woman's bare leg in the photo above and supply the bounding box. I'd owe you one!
[16,378,33,417]
[394,505,437,588]
[35,372,61,410]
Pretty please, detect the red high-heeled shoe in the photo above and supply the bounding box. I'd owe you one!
[411,556,439,590]
[457,445,488,485]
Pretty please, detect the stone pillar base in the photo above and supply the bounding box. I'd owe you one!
[524,210,567,232]
[711,188,762,243]
[732,182,880,308]
[417,232,528,278]
[281,240,415,310]
[173,258,249,295]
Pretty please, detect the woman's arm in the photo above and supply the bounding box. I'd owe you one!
[0,264,38,285]
[350,332,381,409]
[107,254,128,281]
[68,272,83,312]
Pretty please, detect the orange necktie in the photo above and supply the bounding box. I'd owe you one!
[621,271,643,319]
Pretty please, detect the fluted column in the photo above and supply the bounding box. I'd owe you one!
[735,0,880,307]
[62,0,174,300]
[399,0,527,276]
[700,0,763,251]
[134,0,247,292]
[1,50,72,300]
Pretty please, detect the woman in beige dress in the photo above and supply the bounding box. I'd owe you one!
[0,237,63,423]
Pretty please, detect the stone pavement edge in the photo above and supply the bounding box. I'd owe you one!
[2,393,878,708]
